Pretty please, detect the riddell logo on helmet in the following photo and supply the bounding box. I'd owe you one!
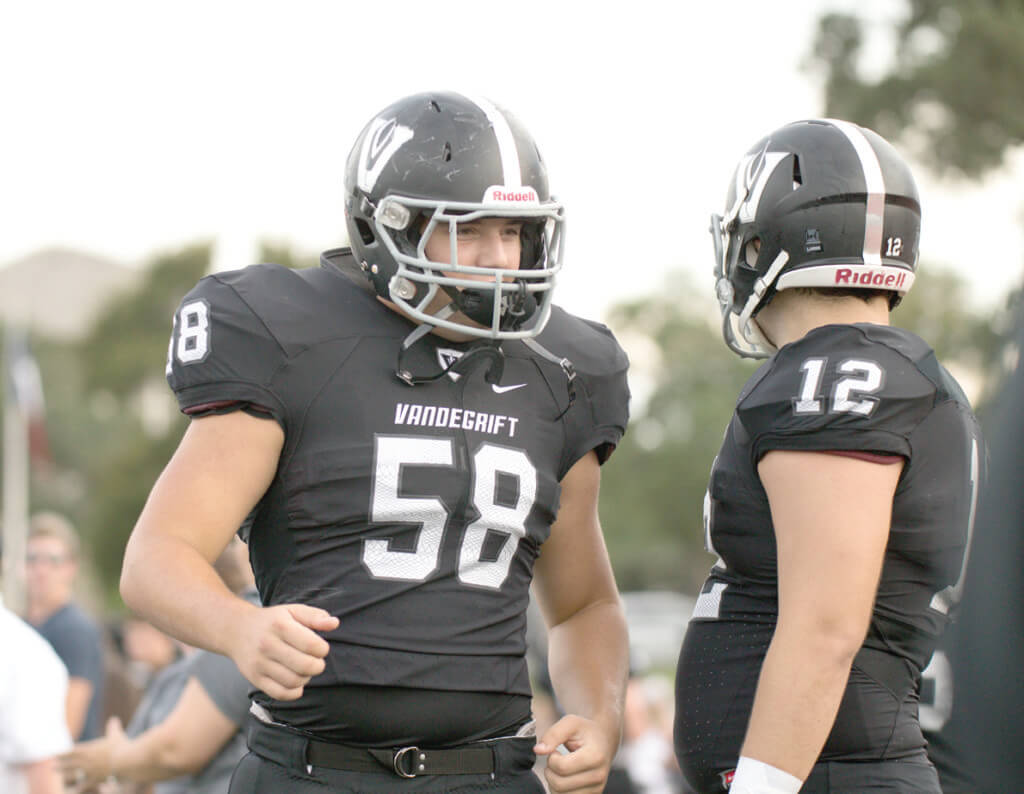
[484,186,539,204]
[835,269,909,289]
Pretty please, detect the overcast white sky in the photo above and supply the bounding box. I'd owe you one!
[3,0,1021,323]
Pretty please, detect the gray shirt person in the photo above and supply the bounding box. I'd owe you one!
[125,587,257,794]
[34,602,105,741]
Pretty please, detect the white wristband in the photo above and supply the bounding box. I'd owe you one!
[728,756,803,794]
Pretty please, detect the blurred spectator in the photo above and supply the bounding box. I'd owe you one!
[99,612,184,738]
[60,537,257,794]
[121,616,184,691]
[98,621,145,731]
[24,511,105,740]
[618,675,682,794]
[1,596,72,794]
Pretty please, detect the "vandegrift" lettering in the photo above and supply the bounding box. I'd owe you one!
[394,402,520,438]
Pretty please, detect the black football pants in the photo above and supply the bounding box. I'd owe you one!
[800,750,941,793]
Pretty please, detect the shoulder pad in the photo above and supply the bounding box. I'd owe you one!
[521,306,630,468]
[166,266,289,417]
[738,324,938,461]
[533,306,630,378]
[215,260,395,353]
[164,258,417,420]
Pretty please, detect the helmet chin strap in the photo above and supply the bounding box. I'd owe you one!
[395,303,457,386]
[744,317,778,355]
[734,250,789,357]
[722,311,771,360]
[393,302,512,387]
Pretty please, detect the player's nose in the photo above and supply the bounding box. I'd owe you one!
[478,227,516,271]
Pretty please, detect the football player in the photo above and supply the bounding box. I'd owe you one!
[120,91,630,793]
[923,305,1024,792]
[673,120,982,793]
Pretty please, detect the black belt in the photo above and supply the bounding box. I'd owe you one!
[247,714,496,778]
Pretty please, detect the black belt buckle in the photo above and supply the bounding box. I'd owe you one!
[393,746,423,778]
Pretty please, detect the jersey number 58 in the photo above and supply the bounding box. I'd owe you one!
[364,435,536,590]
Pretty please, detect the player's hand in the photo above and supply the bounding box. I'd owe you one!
[534,714,616,793]
[229,603,339,701]
[59,716,123,791]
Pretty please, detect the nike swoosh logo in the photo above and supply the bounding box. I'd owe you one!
[491,383,527,394]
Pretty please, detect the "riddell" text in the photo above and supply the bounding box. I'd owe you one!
[834,269,908,288]
[487,188,538,203]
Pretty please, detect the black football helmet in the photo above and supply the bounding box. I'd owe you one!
[343,91,565,340]
[711,118,921,358]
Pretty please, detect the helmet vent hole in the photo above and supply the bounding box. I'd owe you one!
[744,239,760,267]
[442,142,452,161]
[354,218,375,246]
[792,156,803,187]
[430,100,441,112]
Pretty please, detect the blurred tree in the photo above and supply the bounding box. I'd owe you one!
[78,244,211,396]
[29,244,210,605]
[69,241,317,603]
[598,284,753,594]
[258,241,317,270]
[807,1,1024,178]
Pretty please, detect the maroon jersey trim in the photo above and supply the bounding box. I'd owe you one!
[821,449,904,465]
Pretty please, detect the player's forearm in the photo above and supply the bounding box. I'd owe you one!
[741,622,860,781]
[546,598,629,742]
[120,531,254,657]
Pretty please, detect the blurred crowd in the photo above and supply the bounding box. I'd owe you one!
[530,650,687,793]
[2,514,255,794]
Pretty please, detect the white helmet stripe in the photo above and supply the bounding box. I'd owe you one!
[827,119,886,266]
[461,94,522,187]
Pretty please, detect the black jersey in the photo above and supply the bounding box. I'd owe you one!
[925,315,1024,793]
[165,249,629,743]
[674,324,982,792]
